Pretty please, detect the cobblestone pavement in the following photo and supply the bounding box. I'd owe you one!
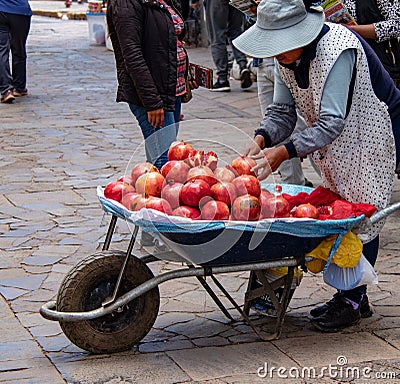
[1,5,400,384]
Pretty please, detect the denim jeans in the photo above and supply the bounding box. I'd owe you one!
[205,0,247,80]
[0,12,31,95]
[129,97,181,170]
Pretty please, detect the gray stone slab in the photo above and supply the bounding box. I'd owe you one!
[167,342,297,381]
[272,332,400,367]
[57,352,190,384]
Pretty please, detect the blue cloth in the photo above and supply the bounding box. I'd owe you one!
[0,0,32,16]
[129,97,181,170]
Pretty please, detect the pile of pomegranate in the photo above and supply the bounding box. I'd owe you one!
[103,140,322,221]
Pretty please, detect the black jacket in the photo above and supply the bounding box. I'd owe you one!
[107,0,183,111]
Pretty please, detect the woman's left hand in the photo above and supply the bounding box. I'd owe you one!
[188,79,199,90]
[250,145,290,180]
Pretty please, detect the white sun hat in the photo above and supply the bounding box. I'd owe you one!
[232,0,325,58]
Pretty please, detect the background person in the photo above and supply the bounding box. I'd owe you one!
[234,0,400,332]
[342,0,400,89]
[205,0,252,91]
[0,0,31,104]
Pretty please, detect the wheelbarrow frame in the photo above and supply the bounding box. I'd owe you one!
[40,192,400,351]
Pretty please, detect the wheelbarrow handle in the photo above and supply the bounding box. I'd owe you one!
[370,201,400,224]
[353,201,400,234]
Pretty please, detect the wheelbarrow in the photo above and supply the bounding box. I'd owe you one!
[40,184,400,354]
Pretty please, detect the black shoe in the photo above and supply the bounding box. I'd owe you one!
[210,79,231,92]
[310,293,372,319]
[396,162,400,179]
[311,295,361,332]
[310,292,342,318]
[240,68,252,89]
[304,178,314,188]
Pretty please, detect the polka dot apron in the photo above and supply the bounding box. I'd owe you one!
[279,23,395,242]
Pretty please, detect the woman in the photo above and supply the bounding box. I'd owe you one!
[343,0,400,89]
[107,0,196,170]
[233,0,400,332]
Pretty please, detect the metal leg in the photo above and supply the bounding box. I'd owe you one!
[196,275,235,321]
[102,215,118,251]
[102,226,139,307]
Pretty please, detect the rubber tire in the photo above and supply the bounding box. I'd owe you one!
[57,251,160,354]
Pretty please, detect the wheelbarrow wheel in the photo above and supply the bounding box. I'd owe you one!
[57,250,160,354]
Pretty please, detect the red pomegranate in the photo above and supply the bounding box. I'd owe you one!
[168,141,194,161]
[203,151,218,171]
[187,165,217,186]
[186,150,205,168]
[231,194,261,221]
[210,181,237,206]
[104,181,136,203]
[117,175,135,186]
[129,194,148,211]
[293,203,319,219]
[232,175,261,197]
[180,179,212,207]
[201,200,230,220]
[161,180,183,210]
[135,172,165,197]
[230,156,257,176]
[214,166,236,183]
[172,205,201,220]
[130,162,159,185]
[145,196,173,215]
[261,186,290,218]
[160,160,190,183]
[121,192,140,210]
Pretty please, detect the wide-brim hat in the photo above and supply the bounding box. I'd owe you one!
[233,0,325,58]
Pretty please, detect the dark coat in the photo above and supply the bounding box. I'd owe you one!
[107,0,183,111]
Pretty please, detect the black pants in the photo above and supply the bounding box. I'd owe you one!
[341,235,379,303]
[0,12,31,95]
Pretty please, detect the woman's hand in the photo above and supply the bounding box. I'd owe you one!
[242,135,265,157]
[251,145,290,181]
[148,108,165,128]
[188,79,199,90]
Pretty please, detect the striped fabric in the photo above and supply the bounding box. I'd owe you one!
[158,0,187,96]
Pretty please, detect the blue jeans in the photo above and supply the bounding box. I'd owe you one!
[129,97,181,170]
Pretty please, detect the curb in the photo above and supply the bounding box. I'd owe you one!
[32,10,87,20]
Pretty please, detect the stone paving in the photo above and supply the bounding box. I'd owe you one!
[0,3,400,383]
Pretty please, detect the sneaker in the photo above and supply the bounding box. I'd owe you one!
[311,295,361,332]
[240,68,252,89]
[210,79,231,92]
[250,287,296,318]
[139,231,155,247]
[310,293,372,319]
[13,88,28,97]
[1,89,15,104]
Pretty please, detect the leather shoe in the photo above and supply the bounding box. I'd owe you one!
[1,89,15,103]
[311,293,372,319]
[311,295,360,332]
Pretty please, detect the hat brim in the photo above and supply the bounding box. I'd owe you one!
[233,12,325,58]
